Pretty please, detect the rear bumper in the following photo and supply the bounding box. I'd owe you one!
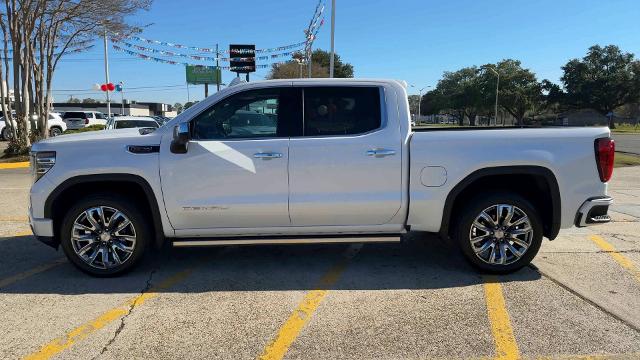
[575,196,613,227]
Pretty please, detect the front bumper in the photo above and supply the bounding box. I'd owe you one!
[575,197,613,227]
[28,205,57,248]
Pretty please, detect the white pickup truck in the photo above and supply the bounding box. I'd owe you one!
[28,79,615,276]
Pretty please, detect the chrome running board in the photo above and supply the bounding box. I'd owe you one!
[172,235,401,247]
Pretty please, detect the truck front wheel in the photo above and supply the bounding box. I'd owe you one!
[454,193,543,273]
[60,194,150,277]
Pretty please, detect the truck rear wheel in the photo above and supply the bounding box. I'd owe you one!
[60,194,150,277]
[454,192,543,273]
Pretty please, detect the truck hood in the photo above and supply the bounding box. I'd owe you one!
[31,128,164,151]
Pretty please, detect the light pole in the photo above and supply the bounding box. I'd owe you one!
[119,82,124,115]
[410,84,431,119]
[485,66,500,125]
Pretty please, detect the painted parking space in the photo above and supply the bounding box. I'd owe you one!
[0,167,639,359]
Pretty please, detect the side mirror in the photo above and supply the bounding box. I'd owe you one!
[170,122,190,154]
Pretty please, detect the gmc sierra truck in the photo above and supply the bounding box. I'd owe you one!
[28,79,615,276]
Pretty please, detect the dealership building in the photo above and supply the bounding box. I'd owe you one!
[52,101,177,117]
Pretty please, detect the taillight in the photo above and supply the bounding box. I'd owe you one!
[594,137,615,182]
[84,118,89,124]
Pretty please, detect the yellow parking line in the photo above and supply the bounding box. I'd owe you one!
[258,244,362,360]
[0,258,66,289]
[590,235,640,283]
[483,276,520,360]
[0,161,29,169]
[23,268,193,360]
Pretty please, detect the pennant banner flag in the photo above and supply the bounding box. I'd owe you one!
[123,35,306,54]
[112,40,301,62]
[112,44,283,69]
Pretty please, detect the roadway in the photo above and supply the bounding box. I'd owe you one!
[614,133,640,154]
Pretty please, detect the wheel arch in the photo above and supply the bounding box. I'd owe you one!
[44,174,165,248]
[439,166,561,240]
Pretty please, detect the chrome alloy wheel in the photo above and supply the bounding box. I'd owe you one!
[469,204,533,266]
[71,206,137,269]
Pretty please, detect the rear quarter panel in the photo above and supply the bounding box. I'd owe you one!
[407,127,611,233]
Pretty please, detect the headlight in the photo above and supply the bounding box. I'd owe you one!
[30,151,56,183]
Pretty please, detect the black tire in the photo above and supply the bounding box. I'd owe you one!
[1,127,11,140]
[60,193,150,277]
[454,192,543,274]
[49,126,63,137]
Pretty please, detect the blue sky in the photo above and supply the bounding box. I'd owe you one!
[51,0,640,105]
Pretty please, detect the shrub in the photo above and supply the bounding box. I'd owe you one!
[63,124,106,134]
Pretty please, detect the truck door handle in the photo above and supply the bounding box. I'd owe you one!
[253,152,283,159]
[367,149,396,157]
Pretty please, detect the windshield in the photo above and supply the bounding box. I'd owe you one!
[62,112,86,119]
[114,120,159,129]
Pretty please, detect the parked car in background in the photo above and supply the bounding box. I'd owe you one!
[105,116,159,130]
[28,79,615,276]
[0,112,67,140]
[62,111,108,130]
[151,115,171,125]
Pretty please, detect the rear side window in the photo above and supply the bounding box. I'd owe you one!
[303,87,381,136]
[63,112,86,119]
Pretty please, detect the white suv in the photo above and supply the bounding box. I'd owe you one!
[0,113,67,139]
[61,111,108,130]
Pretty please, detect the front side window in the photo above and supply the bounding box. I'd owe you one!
[193,88,299,140]
[303,87,381,136]
[94,112,105,119]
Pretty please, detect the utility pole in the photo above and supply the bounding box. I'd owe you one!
[307,45,312,78]
[103,29,111,117]
[329,0,336,78]
[204,83,208,98]
[216,43,220,92]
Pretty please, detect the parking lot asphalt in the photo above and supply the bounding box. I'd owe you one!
[0,165,639,359]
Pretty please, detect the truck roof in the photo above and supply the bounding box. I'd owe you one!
[231,78,407,88]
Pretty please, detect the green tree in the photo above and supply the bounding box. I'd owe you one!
[481,59,543,125]
[173,102,184,114]
[82,98,97,104]
[183,101,198,110]
[560,45,640,128]
[308,49,353,78]
[267,49,354,79]
[429,67,486,125]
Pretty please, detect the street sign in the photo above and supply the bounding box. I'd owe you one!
[186,65,221,85]
[229,44,256,74]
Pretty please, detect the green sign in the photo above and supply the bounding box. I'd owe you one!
[186,65,221,85]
